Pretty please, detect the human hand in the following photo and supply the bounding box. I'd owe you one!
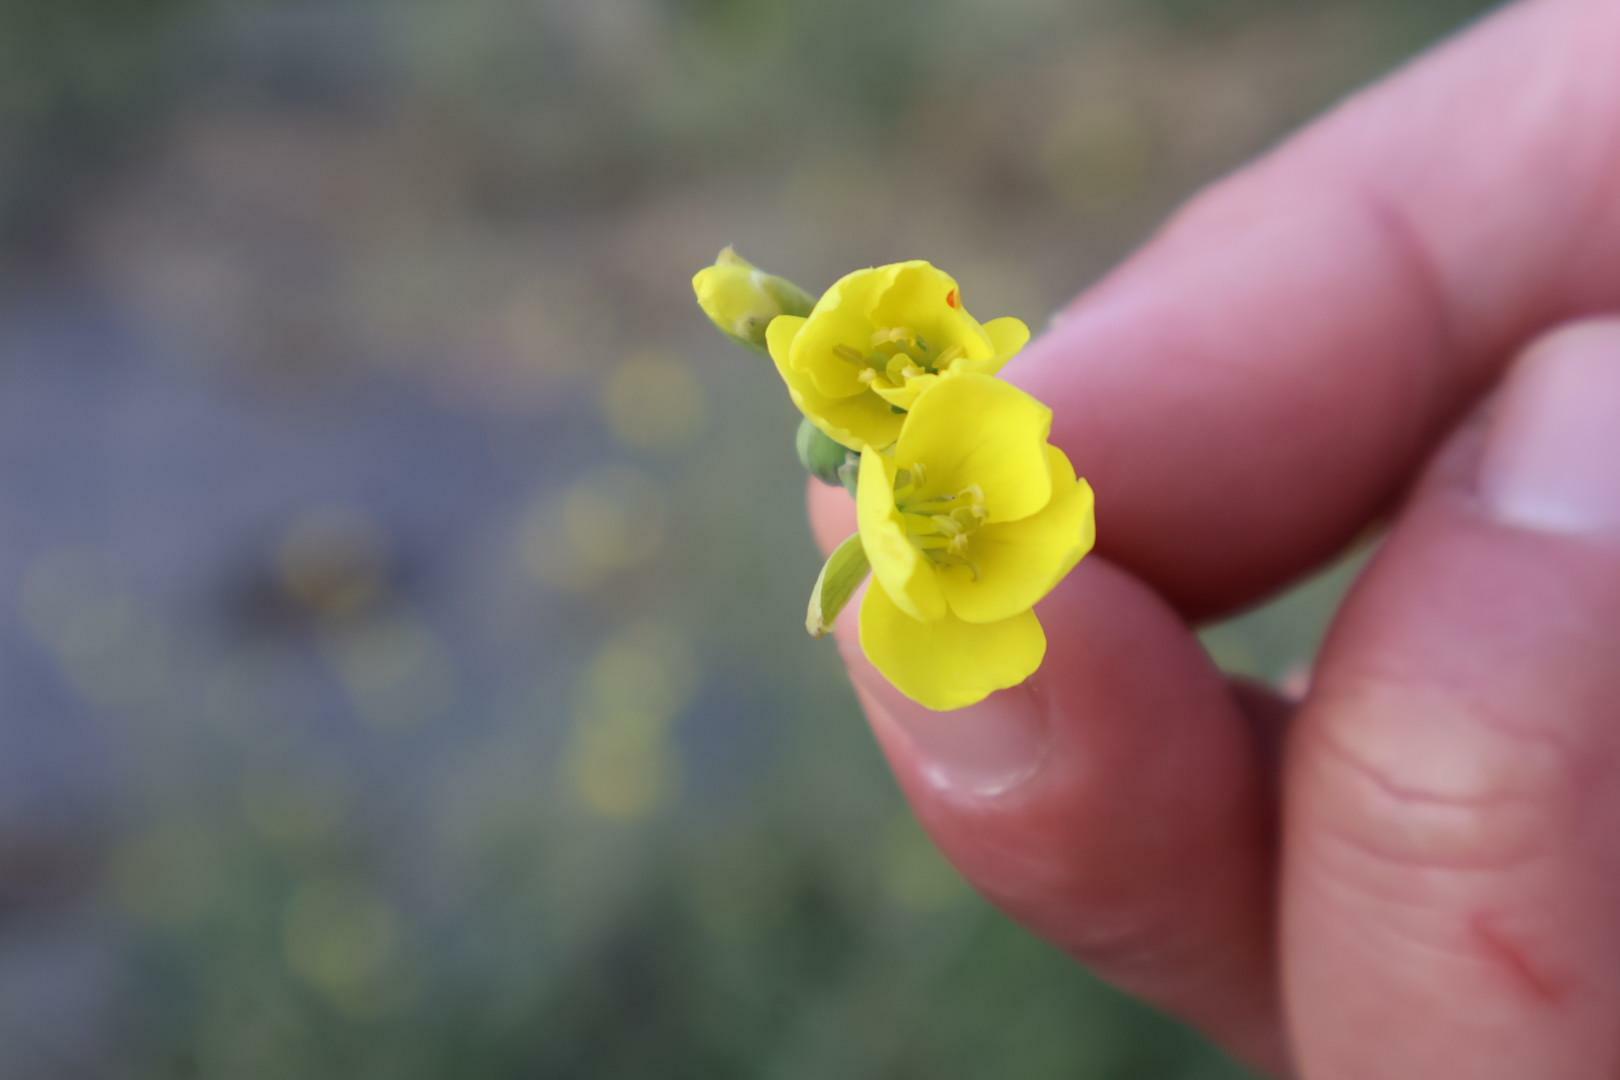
[808,1,1620,1075]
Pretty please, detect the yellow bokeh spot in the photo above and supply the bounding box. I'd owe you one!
[240,769,348,848]
[111,819,229,928]
[601,353,708,450]
[570,735,679,822]
[323,612,456,728]
[574,618,697,724]
[564,619,695,822]
[282,879,403,1016]
[519,466,664,591]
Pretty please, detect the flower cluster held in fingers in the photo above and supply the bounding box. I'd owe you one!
[692,252,1095,712]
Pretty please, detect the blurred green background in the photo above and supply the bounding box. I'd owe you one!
[0,1,1494,1077]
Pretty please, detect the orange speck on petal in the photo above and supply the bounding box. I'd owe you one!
[945,288,959,309]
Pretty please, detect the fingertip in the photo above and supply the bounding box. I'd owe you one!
[835,558,1285,1071]
[1478,316,1620,537]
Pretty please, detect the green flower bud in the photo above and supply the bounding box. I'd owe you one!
[796,417,857,489]
[692,247,814,352]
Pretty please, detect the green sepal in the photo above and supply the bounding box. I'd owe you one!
[805,533,869,638]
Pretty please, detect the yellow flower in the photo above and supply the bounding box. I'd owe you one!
[692,247,814,351]
[855,373,1095,711]
[766,261,1030,451]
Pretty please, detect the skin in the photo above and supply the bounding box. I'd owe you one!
[807,1,1620,1075]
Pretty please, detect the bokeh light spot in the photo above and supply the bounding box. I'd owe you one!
[324,612,456,728]
[600,352,709,450]
[575,618,698,723]
[520,465,664,591]
[111,819,230,928]
[282,878,403,1016]
[570,736,679,822]
[20,547,171,706]
[240,769,349,850]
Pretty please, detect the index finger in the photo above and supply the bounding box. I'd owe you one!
[1012,0,1620,617]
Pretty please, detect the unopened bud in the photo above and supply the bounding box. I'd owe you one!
[692,247,814,352]
[796,417,857,489]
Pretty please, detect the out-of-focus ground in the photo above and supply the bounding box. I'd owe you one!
[1,2,1492,1076]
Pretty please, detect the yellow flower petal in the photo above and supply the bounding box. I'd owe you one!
[769,316,902,451]
[856,450,946,621]
[894,373,1053,523]
[860,584,1046,711]
[791,266,906,399]
[982,316,1030,361]
[868,262,957,321]
[939,446,1096,624]
[765,313,806,363]
[872,264,1000,378]
[942,351,1001,378]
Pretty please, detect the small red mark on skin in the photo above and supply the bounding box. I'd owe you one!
[945,288,959,309]
[1471,911,1573,1006]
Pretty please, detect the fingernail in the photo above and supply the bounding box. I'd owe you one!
[1479,321,1620,536]
[845,655,1050,799]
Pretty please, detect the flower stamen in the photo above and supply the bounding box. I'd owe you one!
[833,324,965,394]
[896,481,989,580]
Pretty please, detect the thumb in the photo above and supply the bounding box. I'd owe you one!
[1285,319,1620,1078]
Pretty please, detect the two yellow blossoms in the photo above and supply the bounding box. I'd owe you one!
[694,250,1096,711]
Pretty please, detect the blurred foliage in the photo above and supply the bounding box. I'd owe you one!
[0,0,202,246]
[0,0,1491,1077]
